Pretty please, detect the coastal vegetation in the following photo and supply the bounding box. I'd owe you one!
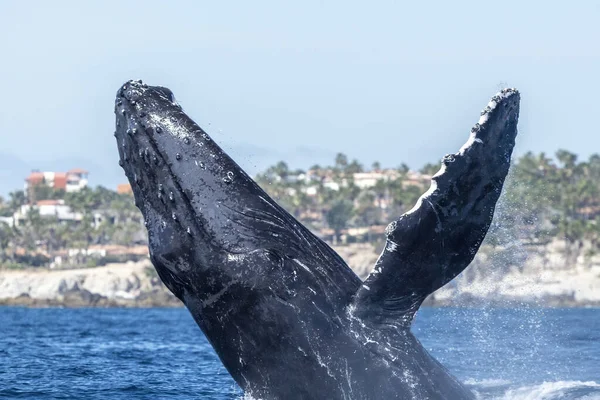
[0,149,598,269]
[0,187,142,268]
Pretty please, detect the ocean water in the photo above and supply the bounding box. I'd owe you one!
[0,307,598,399]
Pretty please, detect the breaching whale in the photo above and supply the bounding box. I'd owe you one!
[114,80,519,400]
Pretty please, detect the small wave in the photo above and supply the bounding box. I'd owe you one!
[497,380,600,400]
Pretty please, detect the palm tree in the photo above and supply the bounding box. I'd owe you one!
[419,162,440,176]
[325,198,354,244]
[108,193,144,247]
[8,190,26,215]
[346,159,364,174]
[65,188,101,262]
[0,222,16,263]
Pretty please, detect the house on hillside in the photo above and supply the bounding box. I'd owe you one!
[352,170,401,189]
[12,199,108,229]
[403,170,430,188]
[65,168,89,192]
[13,199,83,226]
[24,168,89,202]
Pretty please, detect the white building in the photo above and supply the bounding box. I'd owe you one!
[0,216,14,226]
[24,168,89,197]
[13,200,83,226]
[351,170,401,189]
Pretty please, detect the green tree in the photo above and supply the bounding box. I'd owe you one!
[397,163,410,174]
[354,191,382,228]
[419,162,440,176]
[334,153,349,177]
[65,188,101,262]
[346,159,364,174]
[108,193,144,246]
[0,222,17,263]
[30,185,65,202]
[325,198,354,244]
[8,190,26,213]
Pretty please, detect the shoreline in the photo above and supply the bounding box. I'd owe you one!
[2,241,600,309]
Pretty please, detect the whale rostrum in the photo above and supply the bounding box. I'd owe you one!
[115,80,519,400]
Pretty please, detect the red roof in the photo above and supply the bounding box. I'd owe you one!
[26,172,44,184]
[54,173,67,190]
[117,183,133,195]
[36,199,62,206]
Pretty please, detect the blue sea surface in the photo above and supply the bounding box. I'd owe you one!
[0,307,598,399]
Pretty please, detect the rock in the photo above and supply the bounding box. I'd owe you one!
[0,260,179,307]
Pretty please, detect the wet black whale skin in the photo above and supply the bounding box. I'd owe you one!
[114,80,519,400]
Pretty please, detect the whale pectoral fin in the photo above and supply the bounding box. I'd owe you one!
[352,89,520,326]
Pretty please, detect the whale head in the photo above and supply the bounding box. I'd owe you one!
[114,80,360,308]
[114,80,253,300]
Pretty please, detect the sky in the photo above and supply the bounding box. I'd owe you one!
[0,0,599,196]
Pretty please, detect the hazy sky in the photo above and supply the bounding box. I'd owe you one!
[0,1,599,195]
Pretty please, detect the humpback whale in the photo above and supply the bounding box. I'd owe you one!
[114,80,519,400]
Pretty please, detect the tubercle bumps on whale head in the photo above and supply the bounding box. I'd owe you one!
[114,79,240,298]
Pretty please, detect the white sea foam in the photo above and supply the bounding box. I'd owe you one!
[470,380,600,400]
[236,380,600,400]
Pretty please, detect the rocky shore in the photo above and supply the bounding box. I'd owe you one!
[1,241,599,308]
[0,261,181,308]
